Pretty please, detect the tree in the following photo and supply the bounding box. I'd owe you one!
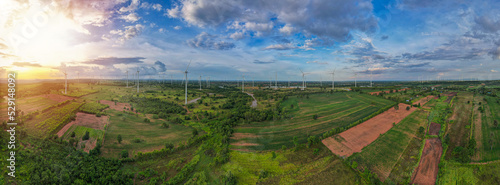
[494,120,498,128]
[293,136,298,148]
[406,106,410,111]
[117,134,122,144]
[313,114,319,120]
[394,104,399,110]
[120,150,129,158]
[162,122,169,128]
[192,129,198,137]
[82,131,90,140]
[71,131,76,138]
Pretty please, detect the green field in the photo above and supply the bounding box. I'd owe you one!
[222,145,363,185]
[477,96,500,161]
[349,109,428,182]
[25,101,83,136]
[62,125,105,140]
[232,92,395,150]
[438,161,500,184]
[101,109,195,158]
[80,102,109,114]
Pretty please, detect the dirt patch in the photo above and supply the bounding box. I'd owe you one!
[415,96,434,106]
[56,112,109,137]
[322,103,423,157]
[187,97,201,104]
[83,139,98,153]
[411,138,442,185]
[100,100,131,111]
[246,93,258,108]
[428,122,441,136]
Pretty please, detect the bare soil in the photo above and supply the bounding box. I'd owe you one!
[100,100,131,111]
[57,112,109,137]
[428,122,441,136]
[322,103,421,157]
[411,138,442,185]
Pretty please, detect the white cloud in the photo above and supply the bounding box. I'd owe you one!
[263,43,297,50]
[230,31,244,40]
[158,28,166,33]
[279,24,295,35]
[120,13,140,23]
[119,0,140,13]
[173,26,182,30]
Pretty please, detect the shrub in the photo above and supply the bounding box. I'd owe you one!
[165,142,174,150]
[312,114,319,120]
[271,151,276,159]
[313,148,320,155]
[282,145,287,151]
[144,118,151,123]
[192,129,198,137]
[406,106,410,111]
[132,138,141,143]
[71,131,76,138]
[162,122,170,128]
[152,114,159,119]
[117,134,122,144]
[121,150,129,158]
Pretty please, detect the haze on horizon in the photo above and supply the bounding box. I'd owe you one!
[0,0,499,81]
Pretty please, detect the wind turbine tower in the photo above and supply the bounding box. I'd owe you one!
[63,71,68,94]
[199,75,202,90]
[184,61,192,105]
[136,68,140,93]
[126,71,129,87]
[299,69,307,90]
[275,72,278,89]
[242,75,245,92]
[329,68,336,90]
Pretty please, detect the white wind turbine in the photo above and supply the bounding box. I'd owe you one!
[62,70,68,94]
[136,68,140,93]
[126,70,129,87]
[299,69,308,90]
[275,72,278,89]
[199,75,202,90]
[329,68,336,90]
[370,70,373,87]
[242,75,245,92]
[353,70,358,88]
[184,60,192,105]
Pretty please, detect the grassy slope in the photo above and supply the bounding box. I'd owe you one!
[101,109,193,158]
[438,161,500,184]
[479,96,500,161]
[349,108,427,181]
[233,92,394,150]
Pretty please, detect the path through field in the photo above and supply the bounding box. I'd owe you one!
[245,92,258,108]
[411,138,442,185]
[322,102,423,157]
[187,97,201,104]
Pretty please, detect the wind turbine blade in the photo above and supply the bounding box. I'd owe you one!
[299,68,304,74]
[186,60,192,71]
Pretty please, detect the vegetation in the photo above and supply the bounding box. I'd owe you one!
[80,102,109,114]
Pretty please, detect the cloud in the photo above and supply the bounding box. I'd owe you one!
[381,35,389,40]
[306,61,328,65]
[173,26,182,30]
[140,2,162,11]
[110,24,145,42]
[154,61,166,72]
[120,13,140,23]
[491,70,498,73]
[402,36,490,61]
[230,31,245,40]
[82,57,145,66]
[158,28,166,33]
[187,32,235,50]
[12,62,42,67]
[167,0,378,42]
[474,16,500,33]
[490,46,500,60]
[119,0,140,13]
[263,43,297,50]
[253,60,275,64]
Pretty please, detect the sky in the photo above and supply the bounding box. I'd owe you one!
[0,0,499,81]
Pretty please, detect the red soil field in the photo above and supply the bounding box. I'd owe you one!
[100,100,131,111]
[369,88,410,95]
[322,102,421,157]
[428,122,441,136]
[411,138,442,185]
[57,112,109,137]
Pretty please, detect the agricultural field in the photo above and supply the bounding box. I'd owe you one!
[222,145,364,185]
[0,94,74,121]
[444,92,473,161]
[232,92,395,151]
[24,100,83,136]
[348,108,428,182]
[62,125,105,152]
[101,109,195,158]
[438,161,500,184]
[476,95,500,161]
[80,101,109,114]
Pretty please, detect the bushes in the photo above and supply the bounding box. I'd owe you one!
[82,131,90,140]
[121,150,129,158]
[165,142,174,150]
[312,114,319,120]
[117,135,122,144]
[162,122,169,128]
[164,155,200,185]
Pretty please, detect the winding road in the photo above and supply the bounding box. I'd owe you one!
[245,92,258,108]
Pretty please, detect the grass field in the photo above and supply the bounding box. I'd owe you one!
[445,92,473,160]
[348,109,428,181]
[232,92,394,151]
[101,109,194,158]
[222,145,364,185]
[62,125,105,140]
[477,96,500,161]
[25,101,83,136]
[438,161,500,184]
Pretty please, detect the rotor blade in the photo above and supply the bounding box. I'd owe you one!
[186,60,192,71]
[299,68,304,74]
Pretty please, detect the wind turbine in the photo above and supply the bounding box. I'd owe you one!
[329,68,336,90]
[242,75,245,92]
[353,71,358,88]
[126,70,129,87]
[370,71,373,87]
[299,69,308,90]
[184,60,192,105]
[275,72,278,89]
[199,75,202,90]
[136,68,140,93]
[62,70,68,94]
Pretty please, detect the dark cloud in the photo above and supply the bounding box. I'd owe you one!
[187,32,235,50]
[83,57,145,66]
[12,62,42,67]
[253,60,275,64]
[154,61,166,72]
[380,35,389,41]
[402,36,490,61]
[168,0,378,43]
[489,46,500,60]
[474,16,500,33]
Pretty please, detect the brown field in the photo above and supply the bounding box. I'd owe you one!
[369,88,410,95]
[57,112,109,137]
[322,103,419,157]
[411,138,442,185]
[100,100,131,111]
[428,122,441,136]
